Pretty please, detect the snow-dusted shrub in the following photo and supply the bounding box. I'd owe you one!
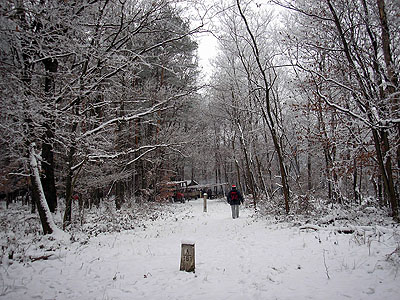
[0,199,176,264]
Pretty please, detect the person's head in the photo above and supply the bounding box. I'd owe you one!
[232,184,236,190]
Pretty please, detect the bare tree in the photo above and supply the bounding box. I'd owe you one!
[276,0,399,220]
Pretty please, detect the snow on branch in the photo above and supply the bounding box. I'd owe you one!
[168,145,189,158]
[9,172,30,177]
[295,62,359,94]
[61,24,203,111]
[88,143,185,161]
[126,147,157,166]
[315,90,376,128]
[124,144,176,166]
[320,91,400,127]
[71,159,85,172]
[270,0,334,22]
[79,91,191,140]
[293,62,400,128]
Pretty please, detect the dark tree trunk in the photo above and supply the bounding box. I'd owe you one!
[114,99,125,209]
[63,144,76,229]
[378,174,383,205]
[255,153,269,201]
[63,111,77,229]
[372,128,398,220]
[41,124,57,212]
[325,153,332,201]
[41,58,58,212]
[31,188,36,213]
[237,125,257,208]
[6,193,11,209]
[231,137,242,193]
[115,181,124,210]
[376,0,399,220]
[353,160,360,204]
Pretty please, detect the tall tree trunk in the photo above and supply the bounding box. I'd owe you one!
[377,0,398,91]
[115,100,125,209]
[236,0,290,213]
[323,148,332,201]
[115,181,124,210]
[231,138,242,191]
[306,98,313,192]
[376,0,400,215]
[63,141,76,229]
[237,123,257,208]
[353,159,360,204]
[255,153,269,201]
[41,58,58,212]
[41,123,57,212]
[371,128,398,220]
[63,112,79,228]
[63,54,88,225]
[316,98,333,201]
[265,151,273,197]
[378,174,383,206]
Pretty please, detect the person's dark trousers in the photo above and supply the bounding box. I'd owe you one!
[231,205,239,219]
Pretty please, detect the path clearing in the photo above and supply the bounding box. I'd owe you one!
[1,199,399,299]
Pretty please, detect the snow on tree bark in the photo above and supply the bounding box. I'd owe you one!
[29,143,60,235]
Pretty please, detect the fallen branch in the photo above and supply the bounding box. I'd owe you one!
[299,224,395,235]
[30,254,53,262]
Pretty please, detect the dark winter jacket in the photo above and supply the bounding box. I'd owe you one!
[227,187,244,205]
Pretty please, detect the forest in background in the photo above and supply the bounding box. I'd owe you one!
[202,0,399,220]
[0,0,399,235]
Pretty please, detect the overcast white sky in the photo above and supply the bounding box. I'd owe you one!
[196,32,219,81]
[191,1,284,83]
[181,0,221,82]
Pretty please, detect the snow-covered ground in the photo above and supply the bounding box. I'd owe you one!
[1,198,399,300]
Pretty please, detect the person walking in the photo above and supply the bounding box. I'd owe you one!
[227,185,244,219]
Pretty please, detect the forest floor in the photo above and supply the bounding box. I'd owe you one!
[0,198,400,300]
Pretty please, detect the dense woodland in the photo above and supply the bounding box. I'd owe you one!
[0,0,399,235]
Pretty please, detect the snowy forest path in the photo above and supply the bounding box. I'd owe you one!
[1,198,399,300]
